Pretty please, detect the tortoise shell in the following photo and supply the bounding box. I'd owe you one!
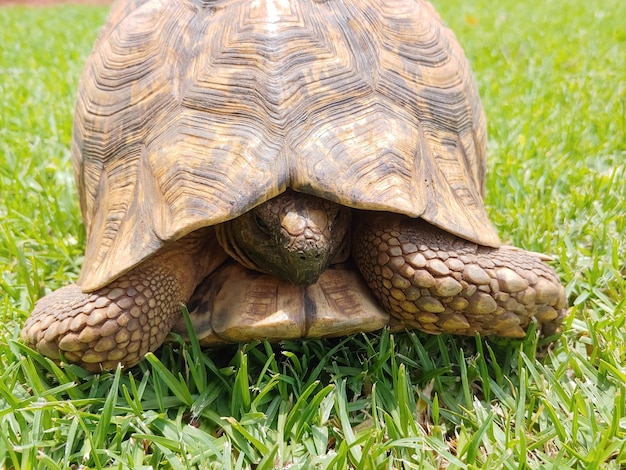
[73,0,499,292]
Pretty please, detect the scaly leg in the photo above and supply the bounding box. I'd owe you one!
[21,228,226,371]
[352,214,567,337]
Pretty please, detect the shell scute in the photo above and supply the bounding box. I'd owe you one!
[75,0,499,290]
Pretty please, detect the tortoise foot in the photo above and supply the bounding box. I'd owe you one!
[353,214,568,337]
[21,265,184,371]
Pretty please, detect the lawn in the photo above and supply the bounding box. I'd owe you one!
[0,1,625,468]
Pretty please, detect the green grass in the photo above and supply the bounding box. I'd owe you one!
[1,1,624,468]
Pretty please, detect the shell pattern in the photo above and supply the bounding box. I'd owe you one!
[73,0,499,291]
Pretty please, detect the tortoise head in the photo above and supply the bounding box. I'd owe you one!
[217,191,351,286]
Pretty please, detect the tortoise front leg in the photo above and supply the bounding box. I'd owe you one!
[21,229,227,371]
[352,214,567,337]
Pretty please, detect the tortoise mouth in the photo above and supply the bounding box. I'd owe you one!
[268,250,331,287]
[215,191,351,286]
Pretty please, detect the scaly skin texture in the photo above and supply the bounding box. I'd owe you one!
[217,191,350,286]
[353,214,567,337]
[21,228,226,371]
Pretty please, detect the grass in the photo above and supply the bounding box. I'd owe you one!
[0,0,624,468]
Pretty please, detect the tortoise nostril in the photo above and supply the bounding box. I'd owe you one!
[297,252,321,261]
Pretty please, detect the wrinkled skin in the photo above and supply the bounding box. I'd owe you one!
[216,191,351,286]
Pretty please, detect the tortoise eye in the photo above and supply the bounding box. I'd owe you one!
[254,213,271,235]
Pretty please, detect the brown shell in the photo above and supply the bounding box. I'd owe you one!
[73,0,500,291]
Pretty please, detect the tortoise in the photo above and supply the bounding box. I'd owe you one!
[21,0,567,371]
